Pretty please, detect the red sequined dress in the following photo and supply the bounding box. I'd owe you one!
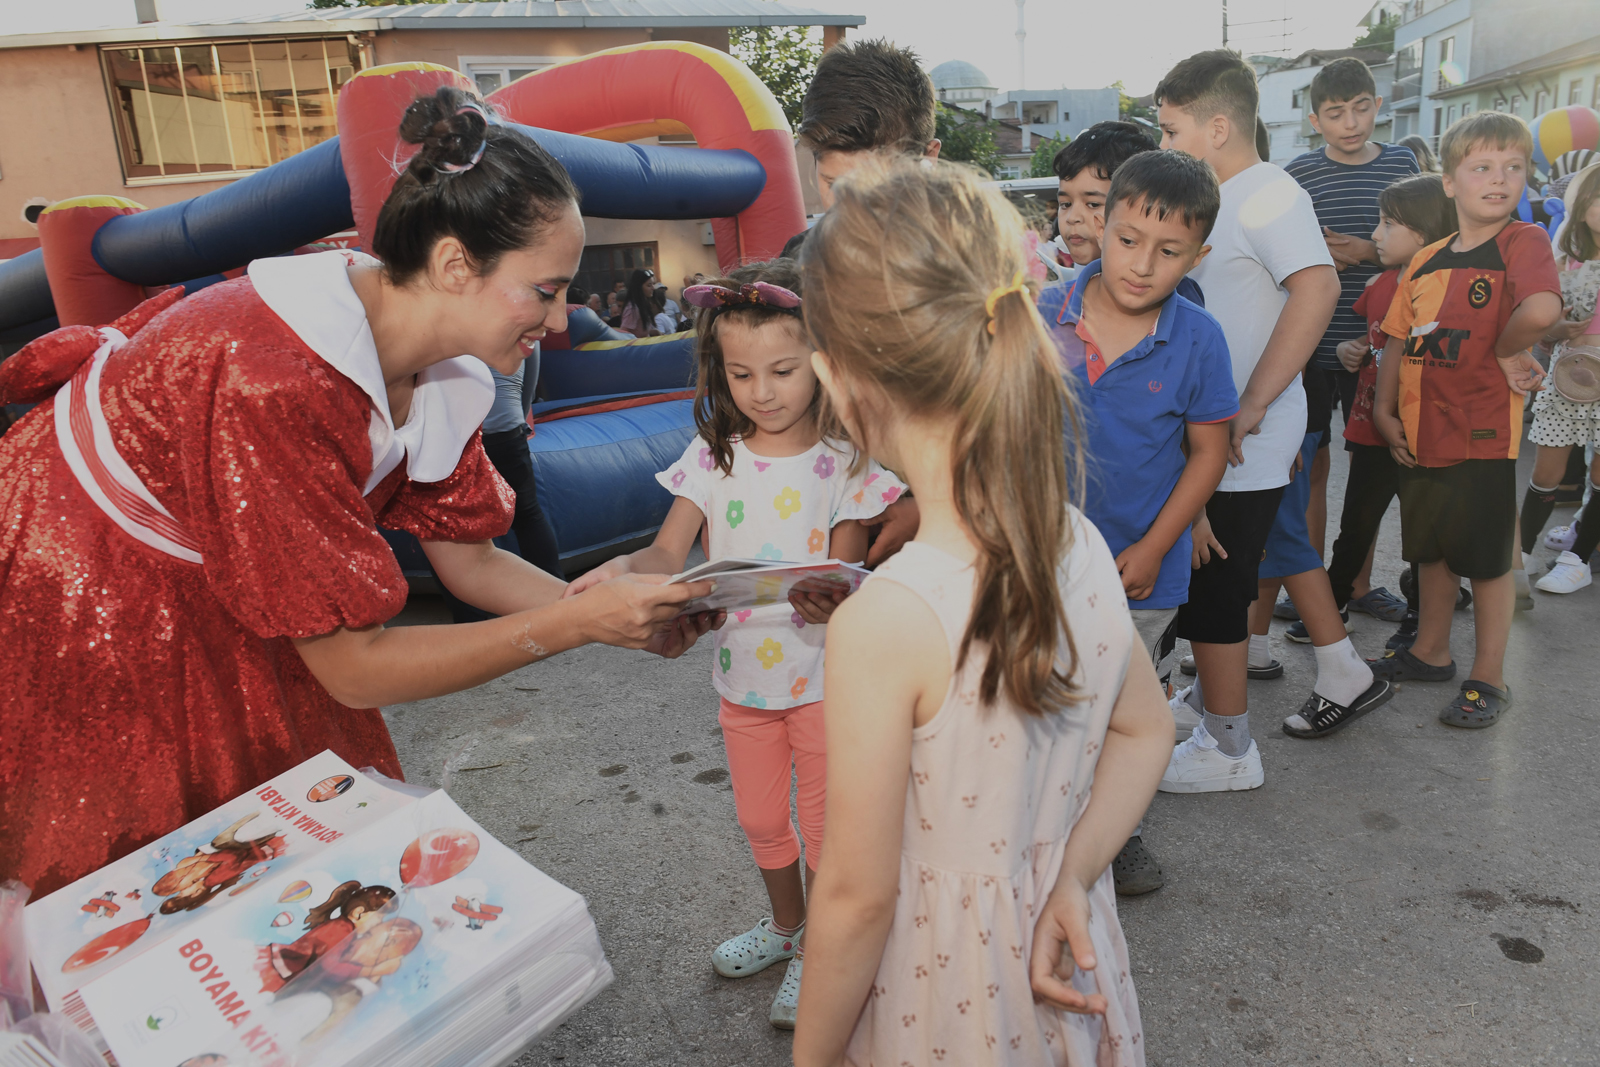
[0,252,513,897]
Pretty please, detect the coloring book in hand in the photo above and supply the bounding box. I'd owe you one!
[672,557,871,613]
[26,752,610,1067]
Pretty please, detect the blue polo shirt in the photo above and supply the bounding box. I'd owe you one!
[1039,261,1238,609]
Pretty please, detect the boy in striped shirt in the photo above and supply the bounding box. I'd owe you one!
[1283,58,1418,610]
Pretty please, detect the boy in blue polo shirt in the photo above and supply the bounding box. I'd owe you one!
[1043,149,1235,894]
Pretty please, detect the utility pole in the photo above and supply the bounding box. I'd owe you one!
[1016,0,1027,91]
[1222,0,1229,48]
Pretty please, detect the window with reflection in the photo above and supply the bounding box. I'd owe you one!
[101,37,361,182]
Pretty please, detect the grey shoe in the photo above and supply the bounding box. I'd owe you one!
[1272,595,1300,621]
[769,956,803,1029]
[1113,836,1165,896]
[1348,586,1409,622]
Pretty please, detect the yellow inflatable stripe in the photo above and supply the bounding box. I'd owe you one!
[577,331,699,352]
[41,195,145,213]
[354,62,463,79]
[581,119,696,144]
[541,41,788,134]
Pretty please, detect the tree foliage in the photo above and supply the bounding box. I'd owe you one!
[1114,79,1156,126]
[1352,16,1397,52]
[934,105,1003,177]
[730,27,823,129]
[1028,135,1069,178]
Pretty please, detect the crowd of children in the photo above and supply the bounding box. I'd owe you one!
[555,38,1594,1066]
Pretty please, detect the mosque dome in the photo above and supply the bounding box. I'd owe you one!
[930,60,997,93]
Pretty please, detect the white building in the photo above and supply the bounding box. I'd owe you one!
[929,59,1119,167]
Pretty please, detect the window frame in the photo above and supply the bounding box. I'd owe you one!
[456,55,564,97]
[574,241,661,306]
[99,35,361,188]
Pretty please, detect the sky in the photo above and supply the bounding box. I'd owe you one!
[14,0,1377,96]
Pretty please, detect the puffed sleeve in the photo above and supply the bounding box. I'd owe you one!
[655,434,714,518]
[832,447,906,525]
[374,431,516,543]
[191,335,412,639]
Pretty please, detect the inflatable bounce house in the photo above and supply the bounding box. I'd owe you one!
[0,43,805,579]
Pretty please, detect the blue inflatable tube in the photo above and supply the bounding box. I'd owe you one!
[542,333,698,401]
[0,249,55,331]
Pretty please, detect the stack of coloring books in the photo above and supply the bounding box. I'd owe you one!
[25,751,611,1067]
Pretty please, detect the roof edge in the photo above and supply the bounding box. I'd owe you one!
[0,20,382,50]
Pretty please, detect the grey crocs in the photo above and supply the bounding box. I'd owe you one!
[1113,836,1165,896]
[1440,680,1511,729]
[1367,647,1456,684]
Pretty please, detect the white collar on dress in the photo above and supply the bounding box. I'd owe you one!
[247,250,495,493]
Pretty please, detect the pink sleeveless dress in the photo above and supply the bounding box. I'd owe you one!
[845,514,1145,1066]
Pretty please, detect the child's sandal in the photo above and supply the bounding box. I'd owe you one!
[1281,679,1393,739]
[1439,680,1511,729]
[1366,647,1456,684]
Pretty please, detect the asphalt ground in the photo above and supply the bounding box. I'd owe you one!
[387,430,1599,1066]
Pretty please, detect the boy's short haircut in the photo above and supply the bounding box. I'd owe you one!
[1309,58,1377,112]
[1377,173,1457,246]
[796,38,936,157]
[1051,121,1156,182]
[1439,111,1533,175]
[1154,50,1259,135]
[1106,150,1222,241]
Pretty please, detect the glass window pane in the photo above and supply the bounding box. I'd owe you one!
[176,46,234,173]
[290,40,335,150]
[104,48,162,178]
[508,68,539,81]
[475,71,504,95]
[252,39,295,164]
[140,47,198,175]
[215,42,271,170]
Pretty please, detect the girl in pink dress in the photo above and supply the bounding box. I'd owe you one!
[792,161,1176,1066]
[0,87,716,898]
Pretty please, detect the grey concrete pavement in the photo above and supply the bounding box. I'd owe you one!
[386,441,1600,1066]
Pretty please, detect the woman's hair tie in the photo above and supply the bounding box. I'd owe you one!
[985,270,1028,335]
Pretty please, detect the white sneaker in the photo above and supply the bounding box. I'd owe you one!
[769,956,803,1029]
[1535,551,1593,594]
[712,918,800,978]
[1543,524,1578,552]
[1168,686,1203,743]
[1159,723,1264,793]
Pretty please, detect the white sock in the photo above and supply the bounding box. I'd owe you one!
[1248,633,1272,669]
[1312,637,1373,706]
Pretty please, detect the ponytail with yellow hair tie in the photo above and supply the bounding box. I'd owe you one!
[985,270,1028,335]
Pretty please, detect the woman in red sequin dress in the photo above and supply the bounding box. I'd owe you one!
[0,89,716,897]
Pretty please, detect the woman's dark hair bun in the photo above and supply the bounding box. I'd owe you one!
[374,85,580,284]
[400,86,489,176]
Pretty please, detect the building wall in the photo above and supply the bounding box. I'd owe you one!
[582,217,721,293]
[0,45,238,242]
[1465,0,1600,87]
[984,88,1117,146]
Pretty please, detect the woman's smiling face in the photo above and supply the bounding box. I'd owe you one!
[461,203,585,374]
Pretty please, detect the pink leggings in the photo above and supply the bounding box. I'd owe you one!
[717,697,826,871]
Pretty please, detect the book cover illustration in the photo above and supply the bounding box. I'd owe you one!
[672,557,870,614]
[76,790,608,1067]
[27,752,417,1014]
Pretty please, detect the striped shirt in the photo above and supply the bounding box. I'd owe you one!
[1284,143,1420,368]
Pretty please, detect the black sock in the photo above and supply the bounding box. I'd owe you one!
[1571,481,1600,560]
[1520,483,1559,555]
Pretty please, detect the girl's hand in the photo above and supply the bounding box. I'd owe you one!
[790,587,848,624]
[1544,315,1595,343]
[643,609,725,658]
[1191,512,1227,569]
[1336,338,1368,373]
[1029,875,1109,1016]
[563,557,632,599]
[1496,348,1546,397]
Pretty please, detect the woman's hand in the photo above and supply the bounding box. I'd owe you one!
[1029,875,1109,1015]
[569,573,714,649]
[1191,511,1226,569]
[563,557,632,599]
[1336,338,1369,373]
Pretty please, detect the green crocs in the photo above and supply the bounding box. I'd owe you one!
[1439,680,1511,729]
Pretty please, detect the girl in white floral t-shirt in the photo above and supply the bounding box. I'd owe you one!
[567,258,902,1028]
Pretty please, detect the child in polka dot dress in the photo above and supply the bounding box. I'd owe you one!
[790,161,1173,1066]
[567,258,903,1028]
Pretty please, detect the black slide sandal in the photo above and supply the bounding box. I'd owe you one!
[1282,679,1394,739]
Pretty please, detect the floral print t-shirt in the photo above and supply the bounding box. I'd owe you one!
[657,435,906,710]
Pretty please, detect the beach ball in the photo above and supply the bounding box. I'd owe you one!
[1531,106,1600,171]
[278,880,313,904]
[399,828,480,887]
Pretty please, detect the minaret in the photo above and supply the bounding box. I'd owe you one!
[1015,0,1027,91]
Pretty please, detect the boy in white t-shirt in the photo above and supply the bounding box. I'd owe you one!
[1152,51,1376,792]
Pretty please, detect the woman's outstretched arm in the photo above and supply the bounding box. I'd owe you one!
[293,573,716,708]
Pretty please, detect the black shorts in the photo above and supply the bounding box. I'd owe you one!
[1396,459,1517,579]
[1175,486,1287,645]
[1305,365,1359,448]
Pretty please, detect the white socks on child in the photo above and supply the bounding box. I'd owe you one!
[1312,637,1373,707]
[1248,634,1273,669]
